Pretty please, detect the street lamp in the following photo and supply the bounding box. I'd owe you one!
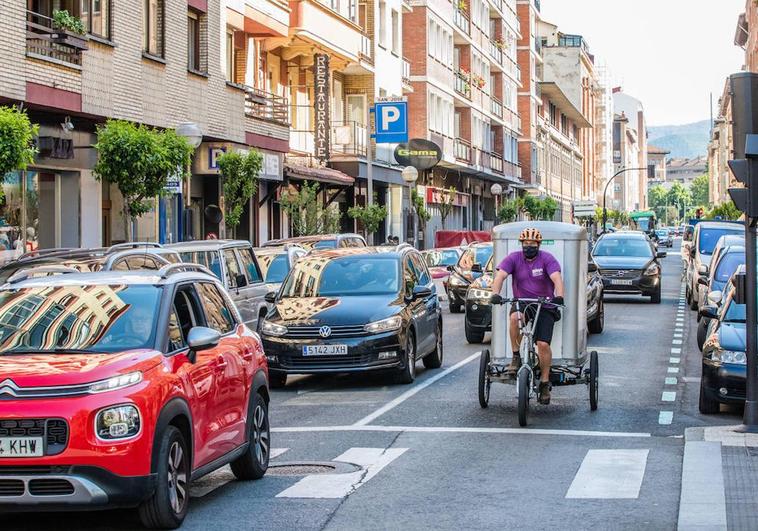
[175,122,203,241]
[490,183,503,217]
[402,166,419,248]
[601,167,648,232]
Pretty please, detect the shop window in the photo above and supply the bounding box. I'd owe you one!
[143,0,164,58]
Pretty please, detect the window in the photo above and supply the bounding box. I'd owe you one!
[143,0,164,57]
[167,307,186,352]
[188,10,200,71]
[226,29,235,82]
[237,248,263,284]
[403,257,418,296]
[391,10,400,54]
[197,283,235,334]
[410,254,431,285]
[379,1,387,47]
[79,0,111,39]
[561,114,568,135]
[224,250,243,288]
[549,102,557,126]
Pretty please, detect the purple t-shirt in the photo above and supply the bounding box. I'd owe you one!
[497,250,561,300]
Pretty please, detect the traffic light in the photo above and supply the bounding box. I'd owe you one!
[728,150,758,217]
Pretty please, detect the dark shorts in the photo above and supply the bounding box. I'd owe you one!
[510,303,561,345]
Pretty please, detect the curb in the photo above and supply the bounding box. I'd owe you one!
[677,427,727,530]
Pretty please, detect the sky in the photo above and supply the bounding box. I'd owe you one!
[540,0,745,127]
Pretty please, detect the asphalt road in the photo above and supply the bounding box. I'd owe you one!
[5,239,742,530]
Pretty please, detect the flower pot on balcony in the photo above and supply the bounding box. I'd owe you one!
[51,30,89,51]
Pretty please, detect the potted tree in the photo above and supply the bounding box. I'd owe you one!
[51,10,89,51]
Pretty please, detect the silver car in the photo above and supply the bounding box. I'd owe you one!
[168,240,269,330]
[253,244,307,292]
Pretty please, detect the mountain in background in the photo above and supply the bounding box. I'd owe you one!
[647,120,711,159]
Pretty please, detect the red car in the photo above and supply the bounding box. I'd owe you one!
[0,264,270,528]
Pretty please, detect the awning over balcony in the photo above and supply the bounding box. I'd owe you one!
[285,164,355,185]
[538,82,592,128]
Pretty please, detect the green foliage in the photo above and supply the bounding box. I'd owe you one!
[411,188,431,224]
[0,106,38,193]
[648,185,668,209]
[518,195,558,221]
[438,187,457,228]
[217,150,262,230]
[93,120,193,239]
[52,10,86,35]
[708,200,743,221]
[280,181,342,236]
[348,201,387,235]
[497,199,519,223]
[689,174,710,207]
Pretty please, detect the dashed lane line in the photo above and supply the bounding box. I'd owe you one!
[662,391,677,402]
[670,357,681,364]
[665,377,678,385]
[272,425,652,438]
[659,411,674,425]
[668,367,680,374]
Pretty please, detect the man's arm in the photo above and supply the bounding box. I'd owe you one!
[550,271,564,298]
[491,269,509,296]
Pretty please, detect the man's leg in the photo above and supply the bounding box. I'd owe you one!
[509,311,522,353]
[536,341,552,383]
[534,311,557,404]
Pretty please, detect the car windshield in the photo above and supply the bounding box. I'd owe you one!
[715,252,745,282]
[0,284,161,354]
[458,246,493,270]
[656,230,668,237]
[699,227,743,254]
[424,250,459,267]
[593,237,653,258]
[258,253,289,284]
[179,250,222,279]
[281,256,399,297]
[312,240,337,249]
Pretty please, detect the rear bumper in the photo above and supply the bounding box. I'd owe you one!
[702,360,746,403]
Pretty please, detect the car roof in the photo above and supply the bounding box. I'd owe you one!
[598,231,648,239]
[166,239,251,251]
[306,245,415,260]
[697,221,744,229]
[0,265,219,289]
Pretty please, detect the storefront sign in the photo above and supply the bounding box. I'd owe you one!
[208,146,228,169]
[426,187,469,207]
[313,54,330,161]
[164,176,182,194]
[260,152,283,181]
[394,138,442,170]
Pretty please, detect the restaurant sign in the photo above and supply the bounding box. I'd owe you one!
[314,54,330,161]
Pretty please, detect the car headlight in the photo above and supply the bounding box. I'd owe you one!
[468,288,491,300]
[88,372,142,394]
[364,315,402,334]
[713,350,747,364]
[261,320,288,337]
[95,404,141,440]
[644,263,660,276]
[448,274,467,287]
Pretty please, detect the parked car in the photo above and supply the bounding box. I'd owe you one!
[655,229,673,248]
[0,264,270,528]
[259,246,443,387]
[254,244,307,292]
[168,240,269,331]
[699,270,747,414]
[685,221,744,311]
[262,233,366,250]
[463,255,605,343]
[696,243,744,350]
[694,234,744,311]
[422,247,463,302]
[681,224,695,269]
[592,232,666,303]
[444,242,493,313]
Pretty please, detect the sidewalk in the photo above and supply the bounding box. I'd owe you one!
[678,425,758,530]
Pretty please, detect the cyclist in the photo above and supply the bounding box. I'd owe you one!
[489,228,565,405]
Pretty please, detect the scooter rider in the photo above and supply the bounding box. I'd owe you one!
[489,228,565,405]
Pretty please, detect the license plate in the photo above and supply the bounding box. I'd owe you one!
[302,345,348,356]
[611,279,634,286]
[0,437,44,457]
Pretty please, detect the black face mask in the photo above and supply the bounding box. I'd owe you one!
[523,245,539,259]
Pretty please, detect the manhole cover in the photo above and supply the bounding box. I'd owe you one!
[267,461,360,476]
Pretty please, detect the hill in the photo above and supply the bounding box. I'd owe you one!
[647,120,710,159]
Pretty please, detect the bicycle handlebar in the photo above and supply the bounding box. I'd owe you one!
[492,296,565,308]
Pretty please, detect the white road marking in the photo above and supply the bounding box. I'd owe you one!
[668,367,680,374]
[353,352,480,426]
[670,357,681,364]
[678,442,727,529]
[674,333,683,338]
[672,339,683,345]
[275,447,408,498]
[271,448,289,459]
[662,391,677,402]
[665,377,678,385]
[676,319,684,323]
[658,411,674,425]
[272,425,652,438]
[671,348,682,354]
[565,449,649,499]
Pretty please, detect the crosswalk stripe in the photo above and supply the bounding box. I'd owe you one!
[276,447,408,498]
[565,449,649,499]
[271,448,289,459]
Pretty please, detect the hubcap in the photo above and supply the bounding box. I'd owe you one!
[253,404,270,465]
[167,441,187,514]
[407,338,415,378]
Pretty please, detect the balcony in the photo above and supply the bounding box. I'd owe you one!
[26,10,87,67]
[490,152,504,174]
[489,41,504,66]
[454,9,470,35]
[359,33,373,63]
[455,138,471,162]
[245,87,289,125]
[290,0,363,62]
[402,58,412,90]
[331,120,367,157]
[490,0,503,14]
[454,71,471,99]
[534,36,542,56]
[490,97,503,119]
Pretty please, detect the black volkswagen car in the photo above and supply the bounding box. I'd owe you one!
[445,242,493,313]
[592,232,666,303]
[259,246,443,387]
[699,270,746,413]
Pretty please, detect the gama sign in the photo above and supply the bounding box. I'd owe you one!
[394,138,443,171]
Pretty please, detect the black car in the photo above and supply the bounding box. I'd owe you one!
[259,246,443,387]
[463,256,605,343]
[699,271,747,413]
[444,242,493,313]
[592,232,666,303]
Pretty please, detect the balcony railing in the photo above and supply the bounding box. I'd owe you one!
[490,0,503,14]
[454,9,470,35]
[489,41,503,65]
[26,10,87,66]
[454,71,471,99]
[534,36,542,55]
[331,120,367,157]
[454,138,471,162]
[245,87,289,125]
[504,54,520,82]
[360,33,373,63]
[402,58,412,86]
[491,97,503,119]
[490,152,504,174]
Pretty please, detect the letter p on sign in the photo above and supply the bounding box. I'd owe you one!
[381,106,400,128]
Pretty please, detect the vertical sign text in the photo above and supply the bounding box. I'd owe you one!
[314,54,331,161]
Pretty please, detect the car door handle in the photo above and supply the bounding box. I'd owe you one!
[215,357,228,370]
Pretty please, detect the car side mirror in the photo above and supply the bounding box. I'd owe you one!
[411,285,432,300]
[697,265,708,276]
[471,263,482,273]
[235,273,248,288]
[697,276,709,286]
[264,291,277,304]
[186,326,221,362]
[656,251,667,259]
[587,262,598,273]
[707,290,723,305]
[699,305,719,320]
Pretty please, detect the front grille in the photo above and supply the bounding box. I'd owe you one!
[28,478,75,496]
[601,269,640,279]
[0,419,69,455]
[0,479,24,496]
[285,325,368,339]
[279,354,374,369]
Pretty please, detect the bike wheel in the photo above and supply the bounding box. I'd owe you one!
[589,350,599,411]
[517,366,530,427]
[478,349,491,408]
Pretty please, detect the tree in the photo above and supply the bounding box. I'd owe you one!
[411,188,431,227]
[667,182,691,219]
[0,106,38,195]
[497,199,519,223]
[279,181,343,236]
[539,197,558,220]
[217,150,262,237]
[438,187,457,228]
[93,120,194,241]
[521,195,542,220]
[348,200,387,237]
[689,174,710,208]
[648,185,668,209]
[709,200,743,221]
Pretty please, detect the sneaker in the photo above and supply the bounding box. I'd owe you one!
[505,355,522,375]
[538,382,552,405]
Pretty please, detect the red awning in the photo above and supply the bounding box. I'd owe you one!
[285,164,355,186]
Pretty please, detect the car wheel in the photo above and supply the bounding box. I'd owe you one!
[699,377,720,414]
[139,426,190,530]
[396,331,416,384]
[650,284,661,304]
[423,321,443,369]
[449,301,463,313]
[465,320,485,343]
[697,319,709,351]
[588,299,604,334]
[231,392,270,480]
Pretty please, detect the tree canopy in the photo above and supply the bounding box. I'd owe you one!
[0,106,38,191]
[217,150,262,234]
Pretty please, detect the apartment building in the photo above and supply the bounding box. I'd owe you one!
[593,63,613,203]
[402,0,522,243]
[0,1,291,254]
[612,88,648,211]
[735,0,758,72]
[708,80,734,205]
[611,112,639,212]
[647,144,670,188]
[515,0,541,191]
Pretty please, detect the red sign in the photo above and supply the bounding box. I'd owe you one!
[426,187,469,207]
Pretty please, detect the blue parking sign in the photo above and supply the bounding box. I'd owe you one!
[374,102,408,144]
